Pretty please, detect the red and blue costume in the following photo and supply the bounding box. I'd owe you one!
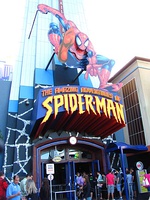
[37,4,122,91]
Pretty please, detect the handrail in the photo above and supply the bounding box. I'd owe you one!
[53,189,76,200]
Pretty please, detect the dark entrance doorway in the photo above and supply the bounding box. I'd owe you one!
[41,160,100,200]
[41,161,100,184]
[34,137,107,199]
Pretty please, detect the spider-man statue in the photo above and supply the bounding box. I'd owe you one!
[37,4,122,91]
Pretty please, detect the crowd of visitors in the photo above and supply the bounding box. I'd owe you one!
[20,173,33,199]
[75,167,137,200]
[0,171,50,200]
[1,166,150,200]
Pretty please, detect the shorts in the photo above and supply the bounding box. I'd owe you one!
[147,186,150,192]
[86,197,91,200]
[133,182,136,191]
[107,185,114,193]
[116,184,121,192]
[97,186,102,194]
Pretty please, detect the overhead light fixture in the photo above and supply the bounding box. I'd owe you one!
[69,136,77,145]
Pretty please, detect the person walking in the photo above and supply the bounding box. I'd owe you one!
[89,172,96,200]
[39,178,50,200]
[106,169,115,200]
[20,173,33,200]
[6,175,21,200]
[0,171,8,200]
[26,179,38,200]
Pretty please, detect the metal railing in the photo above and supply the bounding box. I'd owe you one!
[52,184,76,200]
[53,189,76,200]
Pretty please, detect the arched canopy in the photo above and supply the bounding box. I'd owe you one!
[106,142,148,154]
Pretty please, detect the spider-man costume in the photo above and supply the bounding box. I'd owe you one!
[37,4,122,91]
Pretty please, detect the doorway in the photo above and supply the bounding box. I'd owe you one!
[34,137,107,195]
[41,161,99,184]
[41,160,100,200]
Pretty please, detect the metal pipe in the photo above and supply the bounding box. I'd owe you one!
[28,10,39,39]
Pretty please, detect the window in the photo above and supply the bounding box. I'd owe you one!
[122,78,146,145]
[68,149,92,160]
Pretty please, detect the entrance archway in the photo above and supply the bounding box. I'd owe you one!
[33,137,108,191]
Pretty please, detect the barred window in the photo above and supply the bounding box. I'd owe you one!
[122,78,146,145]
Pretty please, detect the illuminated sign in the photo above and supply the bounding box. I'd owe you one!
[52,156,62,162]
[40,86,124,124]
[31,86,125,139]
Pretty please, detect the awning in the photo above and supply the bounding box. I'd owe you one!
[106,142,148,200]
[106,142,148,154]
[30,85,125,139]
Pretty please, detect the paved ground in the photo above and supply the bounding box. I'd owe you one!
[54,192,150,200]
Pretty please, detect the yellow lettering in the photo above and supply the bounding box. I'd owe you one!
[77,94,85,114]
[84,95,96,114]
[69,94,77,114]
[54,95,64,118]
[94,97,107,116]
[106,99,117,121]
[115,102,125,124]
[63,94,69,113]
[41,96,53,123]
[40,92,125,127]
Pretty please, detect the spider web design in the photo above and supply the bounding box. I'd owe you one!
[3,84,51,181]
[3,98,33,182]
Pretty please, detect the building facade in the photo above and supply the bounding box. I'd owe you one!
[109,56,150,169]
[4,3,150,200]
[0,0,127,189]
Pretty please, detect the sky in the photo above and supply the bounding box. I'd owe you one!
[83,0,150,76]
[0,0,26,64]
[0,0,150,77]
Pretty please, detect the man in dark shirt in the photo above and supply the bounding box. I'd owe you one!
[89,172,96,199]
[116,169,123,199]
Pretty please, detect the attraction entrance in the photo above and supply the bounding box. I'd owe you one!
[30,85,125,199]
[33,137,108,199]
